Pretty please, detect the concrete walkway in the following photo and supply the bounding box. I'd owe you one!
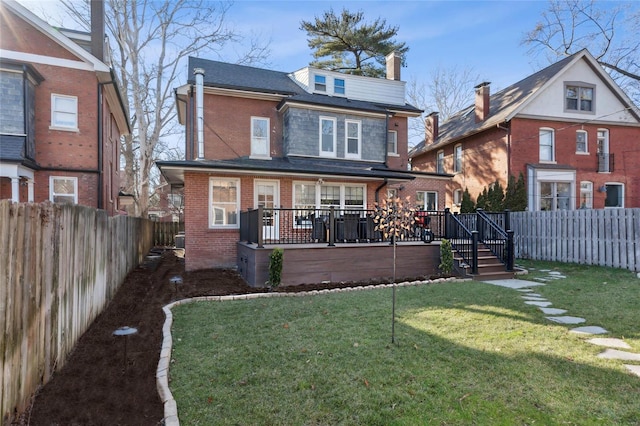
[482,270,640,379]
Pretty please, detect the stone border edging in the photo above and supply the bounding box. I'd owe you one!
[157,276,468,425]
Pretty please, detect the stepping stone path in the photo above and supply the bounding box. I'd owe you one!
[483,267,640,379]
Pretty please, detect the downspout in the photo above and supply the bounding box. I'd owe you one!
[97,82,104,209]
[384,111,390,167]
[497,122,511,177]
[375,179,388,203]
[194,68,205,159]
[189,85,195,160]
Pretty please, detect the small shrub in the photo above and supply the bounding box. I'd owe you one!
[267,247,284,288]
[439,239,453,275]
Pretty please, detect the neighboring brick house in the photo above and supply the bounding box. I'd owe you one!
[0,0,129,215]
[410,49,640,211]
[157,54,450,271]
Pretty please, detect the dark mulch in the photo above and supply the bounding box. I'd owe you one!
[17,249,421,425]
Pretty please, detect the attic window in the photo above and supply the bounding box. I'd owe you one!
[334,78,345,95]
[565,84,594,112]
[314,75,326,92]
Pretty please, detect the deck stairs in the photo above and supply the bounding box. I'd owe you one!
[454,242,516,281]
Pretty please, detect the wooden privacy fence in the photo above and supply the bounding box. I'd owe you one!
[0,201,154,423]
[153,221,184,247]
[510,209,640,272]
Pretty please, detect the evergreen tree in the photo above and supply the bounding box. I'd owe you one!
[460,188,475,213]
[504,173,527,211]
[476,187,488,210]
[486,180,505,212]
[300,8,408,77]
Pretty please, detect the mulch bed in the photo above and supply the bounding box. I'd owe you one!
[16,249,428,425]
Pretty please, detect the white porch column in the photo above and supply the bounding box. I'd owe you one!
[27,179,34,202]
[11,177,20,202]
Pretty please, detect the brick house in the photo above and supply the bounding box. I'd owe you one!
[410,49,640,212]
[0,0,129,215]
[157,54,451,276]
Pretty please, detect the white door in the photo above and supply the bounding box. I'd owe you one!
[255,180,279,240]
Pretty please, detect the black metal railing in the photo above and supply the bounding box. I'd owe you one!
[444,208,478,274]
[476,209,514,271]
[239,207,445,246]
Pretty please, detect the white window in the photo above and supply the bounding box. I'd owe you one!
[387,130,398,155]
[209,178,240,228]
[597,129,610,172]
[416,191,437,211]
[293,183,316,227]
[604,183,624,208]
[540,182,571,211]
[51,94,78,130]
[334,78,345,95]
[453,189,463,206]
[314,75,326,92]
[565,84,594,112]
[454,144,462,172]
[539,128,555,162]
[345,120,361,159]
[436,151,444,173]
[576,130,588,154]
[50,176,77,204]
[293,182,365,211]
[579,181,592,209]
[319,117,336,157]
[251,117,270,157]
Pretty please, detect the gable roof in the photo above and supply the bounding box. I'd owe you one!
[410,49,640,157]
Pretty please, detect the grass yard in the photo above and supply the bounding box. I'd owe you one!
[169,261,640,425]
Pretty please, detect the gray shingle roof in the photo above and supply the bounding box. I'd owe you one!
[0,135,39,169]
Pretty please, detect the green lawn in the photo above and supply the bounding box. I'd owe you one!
[169,261,640,425]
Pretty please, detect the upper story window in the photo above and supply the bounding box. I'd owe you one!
[1,66,40,159]
[50,176,77,204]
[539,128,555,162]
[319,116,336,157]
[565,84,594,112]
[416,191,437,211]
[454,144,462,172]
[51,94,78,130]
[345,120,361,159]
[387,130,398,155]
[334,78,345,95]
[314,75,326,92]
[209,178,240,228]
[436,150,444,173]
[597,129,610,173]
[250,117,270,158]
[576,130,588,154]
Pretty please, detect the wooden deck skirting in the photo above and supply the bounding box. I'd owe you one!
[237,241,441,287]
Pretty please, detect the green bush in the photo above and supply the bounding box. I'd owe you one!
[267,247,284,288]
[439,239,453,275]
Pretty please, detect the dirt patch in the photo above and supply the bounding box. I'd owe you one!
[17,249,432,425]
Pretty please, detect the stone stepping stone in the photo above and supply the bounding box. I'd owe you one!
[524,301,552,307]
[534,278,550,282]
[483,279,544,289]
[587,338,631,349]
[539,307,567,315]
[548,271,563,275]
[625,365,640,378]
[570,326,608,335]
[521,295,547,301]
[597,349,640,362]
[546,316,586,324]
[517,289,533,292]
[527,293,542,297]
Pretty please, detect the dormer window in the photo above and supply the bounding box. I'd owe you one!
[334,78,345,95]
[565,84,594,112]
[314,75,326,92]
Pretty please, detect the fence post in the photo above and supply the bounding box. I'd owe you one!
[257,206,264,248]
[328,206,335,247]
[444,207,451,239]
[476,208,484,241]
[506,229,514,271]
[504,209,511,231]
[472,230,479,275]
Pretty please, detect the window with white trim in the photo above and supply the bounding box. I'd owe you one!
[604,183,624,208]
[209,178,240,227]
[454,144,462,172]
[565,84,594,112]
[50,176,77,204]
[576,130,588,154]
[579,181,592,209]
[597,129,610,172]
[539,128,554,162]
[319,117,336,157]
[436,150,444,173]
[387,130,398,155]
[540,182,571,211]
[251,117,270,157]
[314,75,326,92]
[453,189,463,206]
[345,120,361,159]
[334,78,345,95]
[293,183,316,227]
[51,94,78,130]
[416,191,437,211]
[293,182,366,212]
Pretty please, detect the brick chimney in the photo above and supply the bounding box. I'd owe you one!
[425,112,439,144]
[475,82,490,122]
[385,51,401,81]
[90,0,105,62]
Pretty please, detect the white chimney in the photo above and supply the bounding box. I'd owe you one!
[194,68,205,160]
